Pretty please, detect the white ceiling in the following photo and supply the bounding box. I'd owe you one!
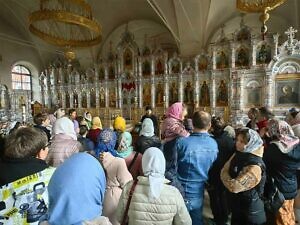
[0,0,299,68]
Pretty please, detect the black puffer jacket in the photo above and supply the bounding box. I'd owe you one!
[229,152,266,225]
[208,131,235,187]
[264,143,300,200]
[135,135,161,154]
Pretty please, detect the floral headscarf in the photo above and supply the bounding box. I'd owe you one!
[95,128,118,157]
[166,102,184,121]
[161,102,189,142]
[117,131,133,158]
[268,119,299,153]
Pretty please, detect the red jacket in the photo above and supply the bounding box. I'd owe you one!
[87,128,101,145]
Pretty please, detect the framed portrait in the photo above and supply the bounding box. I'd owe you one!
[244,80,262,107]
[275,74,300,106]
[245,88,262,106]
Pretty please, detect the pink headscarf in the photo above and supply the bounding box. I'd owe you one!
[268,119,299,153]
[162,102,189,142]
[166,102,184,121]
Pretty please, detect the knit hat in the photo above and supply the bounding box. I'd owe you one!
[113,116,126,132]
[92,117,102,129]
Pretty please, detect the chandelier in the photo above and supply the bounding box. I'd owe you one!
[237,0,287,37]
[29,0,102,61]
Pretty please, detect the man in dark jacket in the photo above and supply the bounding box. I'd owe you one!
[141,106,159,136]
[208,117,235,225]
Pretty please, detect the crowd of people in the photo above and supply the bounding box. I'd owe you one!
[0,104,299,225]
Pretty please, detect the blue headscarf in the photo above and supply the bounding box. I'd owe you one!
[95,128,118,157]
[45,153,106,225]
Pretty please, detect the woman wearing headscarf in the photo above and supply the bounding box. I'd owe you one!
[39,153,112,225]
[84,112,93,129]
[47,117,82,167]
[117,132,143,180]
[113,116,126,149]
[161,102,189,195]
[87,116,103,145]
[287,110,300,138]
[264,119,300,225]
[135,118,161,154]
[98,129,133,225]
[94,128,118,157]
[54,108,65,119]
[221,128,266,225]
[116,147,192,225]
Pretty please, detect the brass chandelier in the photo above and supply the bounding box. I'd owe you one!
[29,0,102,60]
[237,0,287,37]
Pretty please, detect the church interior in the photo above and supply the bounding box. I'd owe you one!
[0,0,299,129]
[1,1,300,225]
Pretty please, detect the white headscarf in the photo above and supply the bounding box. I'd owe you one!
[244,128,263,153]
[140,118,154,137]
[53,117,77,140]
[142,147,165,200]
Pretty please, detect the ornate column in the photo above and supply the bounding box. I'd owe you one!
[194,58,200,108]
[94,65,99,82]
[39,72,46,106]
[77,92,82,108]
[104,66,109,80]
[151,76,155,109]
[265,70,273,108]
[212,46,217,70]
[105,81,109,108]
[138,77,143,108]
[164,53,168,75]
[70,89,74,108]
[210,72,216,115]
[251,38,257,67]
[178,73,183,102]
[138,57,142,77]
[273,33,280,59]
[230,42,236,69]
[117,78,122,108]
[96,87,100,108]
[61,90,66,109]
[151,56,155,76]
[87,90,91,108]
[164,75,169,109]
[237,72,244,111]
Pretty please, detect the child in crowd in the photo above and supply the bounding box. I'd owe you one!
[34,112,51,141]
[78,125,95,153]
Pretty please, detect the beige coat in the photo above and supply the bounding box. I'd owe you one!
[40,216,112,225]
[102,153,133,225]
[116,176,192,225]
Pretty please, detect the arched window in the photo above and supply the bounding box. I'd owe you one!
[12,65,31,90]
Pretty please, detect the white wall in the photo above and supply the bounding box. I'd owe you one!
[0,20,43,103]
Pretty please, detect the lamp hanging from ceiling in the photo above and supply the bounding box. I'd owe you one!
[236,0,287,39]
[28,0,102,61]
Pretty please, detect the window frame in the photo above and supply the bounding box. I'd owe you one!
[11,65,32,91]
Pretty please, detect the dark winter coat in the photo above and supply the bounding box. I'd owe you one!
[264,143,300,200]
